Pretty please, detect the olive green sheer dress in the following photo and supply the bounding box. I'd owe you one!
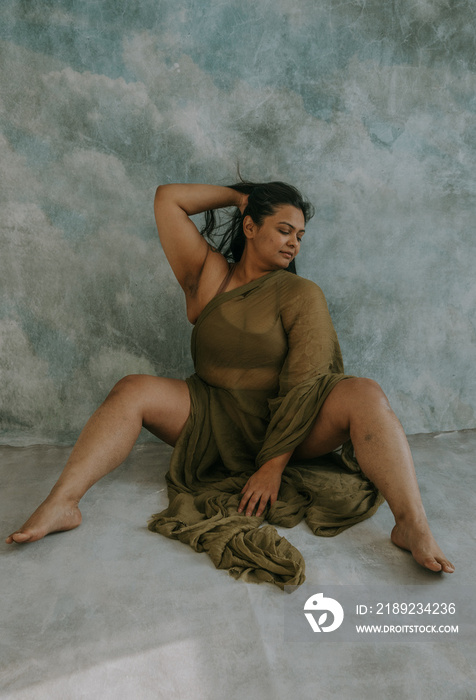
[148,270,383,588]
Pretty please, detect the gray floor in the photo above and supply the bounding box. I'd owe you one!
[1,431,475,700]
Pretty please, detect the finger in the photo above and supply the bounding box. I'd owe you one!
[245,495,261,517]
[238,490,251,513]
[256,495,270,518]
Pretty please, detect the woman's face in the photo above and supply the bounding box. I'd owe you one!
[244,204,306,270]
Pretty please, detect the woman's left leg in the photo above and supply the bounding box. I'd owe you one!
[295,377,454,573]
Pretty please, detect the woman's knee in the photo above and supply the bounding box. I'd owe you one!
[108,374,189,430]
[109,374,155,402]
[344,377,392,414]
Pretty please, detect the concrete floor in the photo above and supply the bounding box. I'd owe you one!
[1,431,475,700]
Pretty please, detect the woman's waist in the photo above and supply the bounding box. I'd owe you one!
[193,373,276,420]
[195,366,279,394]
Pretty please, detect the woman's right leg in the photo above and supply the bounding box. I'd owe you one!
[5,375,190,544]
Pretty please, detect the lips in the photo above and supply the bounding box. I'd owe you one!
[280,251,293,259]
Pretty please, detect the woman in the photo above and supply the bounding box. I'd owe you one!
[6,181,454,586]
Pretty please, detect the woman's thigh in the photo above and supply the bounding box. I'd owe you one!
[112,374,191,447]
[293,377,387,459]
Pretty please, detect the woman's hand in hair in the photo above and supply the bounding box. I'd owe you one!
[238,193,249,215]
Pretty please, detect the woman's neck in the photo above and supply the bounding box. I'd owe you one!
[232,252,278,288]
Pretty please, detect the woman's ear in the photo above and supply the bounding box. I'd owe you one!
[243,214,257,240]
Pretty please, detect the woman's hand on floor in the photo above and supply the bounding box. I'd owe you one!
[237,452,293,517]
[238,464,282,517]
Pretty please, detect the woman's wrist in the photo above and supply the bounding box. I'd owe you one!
[260,452,293,475]
[226,186,247,211]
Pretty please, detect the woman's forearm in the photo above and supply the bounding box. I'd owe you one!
[259,451,294,475]
[155,183,243,217]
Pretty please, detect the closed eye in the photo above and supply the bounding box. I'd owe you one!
[280,230,302,243]
[277,221,305,241]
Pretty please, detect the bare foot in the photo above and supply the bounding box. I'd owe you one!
[5,495,82,544]
[391,521,455,573]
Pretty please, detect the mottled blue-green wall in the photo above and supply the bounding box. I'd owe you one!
[1,0,475,443]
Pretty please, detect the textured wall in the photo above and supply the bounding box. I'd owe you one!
[1,0,475,443]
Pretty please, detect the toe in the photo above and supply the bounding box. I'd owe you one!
[423,556,443,572]
[441,560,455,573]
[11,531,32,543]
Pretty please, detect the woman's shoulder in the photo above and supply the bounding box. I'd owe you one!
[274,270,325,298]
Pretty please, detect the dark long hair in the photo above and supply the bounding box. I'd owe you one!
[200,180,314,273]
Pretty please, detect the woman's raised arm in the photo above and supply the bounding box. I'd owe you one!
[154,184,244,297]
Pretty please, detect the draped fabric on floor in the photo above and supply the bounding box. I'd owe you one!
[148,270,384,588]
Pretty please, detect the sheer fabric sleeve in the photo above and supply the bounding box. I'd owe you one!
[256,278,352,468]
